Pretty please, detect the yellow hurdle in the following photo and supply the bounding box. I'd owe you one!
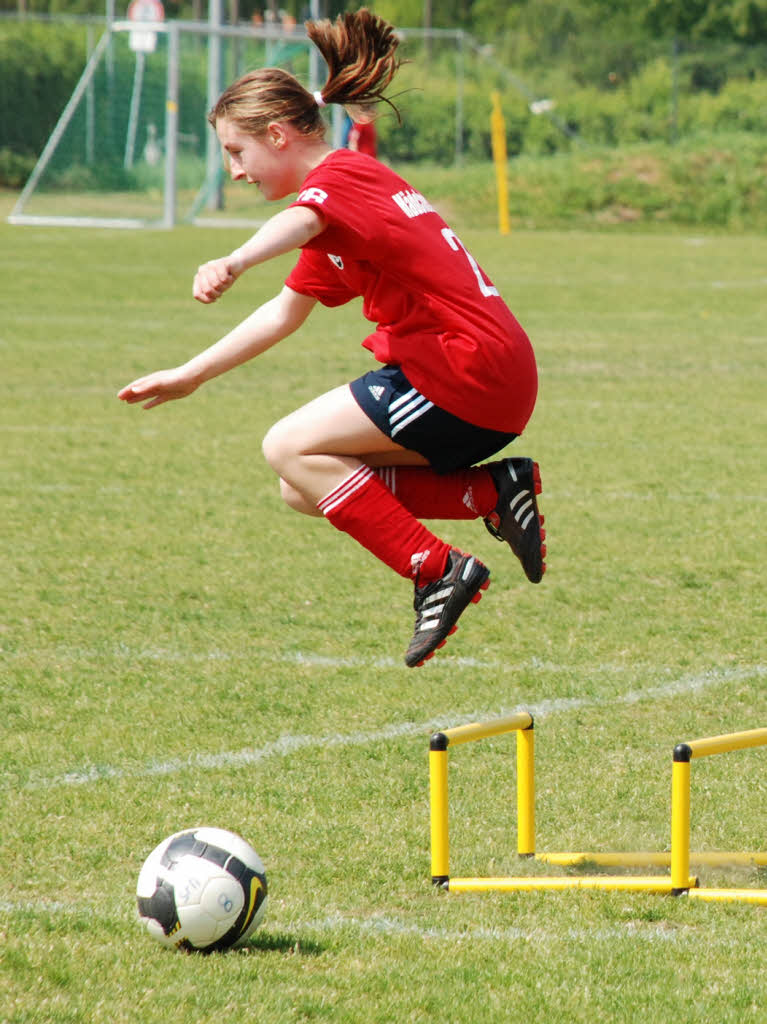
[429,711,534,885]
[429,714,767,904]
[671,728,767,893]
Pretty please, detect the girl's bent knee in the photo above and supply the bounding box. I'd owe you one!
[262,420,294,474]
[279,477,319,515]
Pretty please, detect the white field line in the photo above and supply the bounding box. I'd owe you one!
[0,899,690,946]
[15,663,765,792]
[305,912,691,946]
[8,643,765,673]
[0,647,691,671]
[0,899,94,916]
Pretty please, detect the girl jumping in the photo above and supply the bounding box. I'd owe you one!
[119,9,546,668]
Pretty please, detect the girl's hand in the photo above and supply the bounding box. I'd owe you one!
[193,255,242,303]
[118,367,200,410]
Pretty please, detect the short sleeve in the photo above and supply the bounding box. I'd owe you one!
[289,152,386,252]
[286,248,359,308]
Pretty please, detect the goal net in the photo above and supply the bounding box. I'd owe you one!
[8,20,317,228]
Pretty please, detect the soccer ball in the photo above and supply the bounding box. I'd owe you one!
[136,826,268,952]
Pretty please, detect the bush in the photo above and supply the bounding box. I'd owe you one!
[0,17,211,187]
[0,147,36,188]
[694,78,767,133]
[0,23,86,156]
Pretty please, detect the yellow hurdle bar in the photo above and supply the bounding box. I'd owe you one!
[687,888,767,906]
[440,711,534,747]
[448,876,699,894]
[429,712,535,884]
[539,852,672,867]
[671,727,767,893]
[539,850,767,868]
[686,727,767,760]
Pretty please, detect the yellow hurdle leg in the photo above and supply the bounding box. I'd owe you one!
[516,725,535,856]
[671,749,692,892]
[429,740,450,884]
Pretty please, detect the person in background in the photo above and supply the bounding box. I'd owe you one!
[347,117,377,158]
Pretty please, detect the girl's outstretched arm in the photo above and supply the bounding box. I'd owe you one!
[118,285,317,410]
[193,205,326,304]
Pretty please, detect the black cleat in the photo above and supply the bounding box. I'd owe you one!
[484,457,546,583]
[405,550,490,668]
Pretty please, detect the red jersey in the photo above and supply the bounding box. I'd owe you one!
[285,150,537,434]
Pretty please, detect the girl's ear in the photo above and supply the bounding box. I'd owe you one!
[266,121,289,149]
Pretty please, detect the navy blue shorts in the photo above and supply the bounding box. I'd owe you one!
[349,365,516,474]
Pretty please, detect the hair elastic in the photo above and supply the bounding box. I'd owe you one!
[313,90,327,107]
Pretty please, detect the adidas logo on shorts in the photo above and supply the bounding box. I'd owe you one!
[368,385,385,401]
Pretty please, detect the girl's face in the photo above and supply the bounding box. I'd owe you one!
[216,118,298,201]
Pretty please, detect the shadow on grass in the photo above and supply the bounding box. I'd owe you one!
[240,930,325,957]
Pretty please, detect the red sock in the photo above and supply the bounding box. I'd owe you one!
[375,466,498,520]
[318,466,452,583]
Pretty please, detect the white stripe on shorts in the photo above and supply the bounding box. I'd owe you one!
[389,392,426,426]
[391,395,434,436]
[389,392,434,438]
[388,388,418,414]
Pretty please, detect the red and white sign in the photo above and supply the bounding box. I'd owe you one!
[127,0,164,53]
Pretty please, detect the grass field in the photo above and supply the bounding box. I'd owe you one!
[1,190,766,1023]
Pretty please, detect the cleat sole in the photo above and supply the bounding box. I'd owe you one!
[407,561,491,663]
[471,578,490,604]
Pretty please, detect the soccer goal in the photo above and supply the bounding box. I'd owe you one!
[7,18,320,229]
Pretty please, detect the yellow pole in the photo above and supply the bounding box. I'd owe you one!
[688,888,767,906]
[687,727,767,759]
[429,745,450,883]
[671,756,692,892]
[539,851,672,867]
[443,710,532,747]
[449,876,697,894]
[539,850,767,867]
[490,90,510,236]
[516,725,535,855]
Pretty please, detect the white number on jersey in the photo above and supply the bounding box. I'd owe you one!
[441,227,500,298]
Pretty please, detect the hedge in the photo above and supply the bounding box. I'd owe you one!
[2,20,766,188]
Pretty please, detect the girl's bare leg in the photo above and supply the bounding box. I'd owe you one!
[262,384,428,515]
